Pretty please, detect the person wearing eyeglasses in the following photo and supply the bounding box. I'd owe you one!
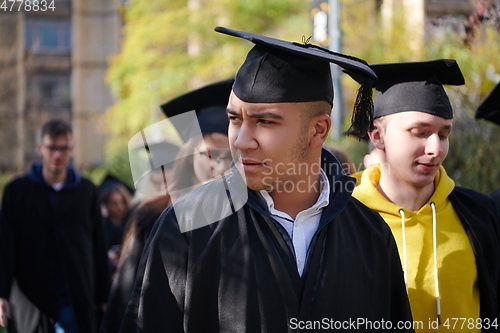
[99,80,233,333]
[161,79,234,201]
[0,118,110,333]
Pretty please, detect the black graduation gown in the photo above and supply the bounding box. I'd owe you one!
[449,187,500,328]
[120,153,413,333]
[100,220,154,333]
[0,166,111,333]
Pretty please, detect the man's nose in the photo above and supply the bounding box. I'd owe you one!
[231,123,258,151]
[424,134,443,157]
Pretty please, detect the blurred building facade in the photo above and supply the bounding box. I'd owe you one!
[379,0,475,22]
[0,0,122,173]
[378,0,476,53]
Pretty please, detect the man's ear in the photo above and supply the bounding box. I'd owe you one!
[368,121,385,150]
[309,114,331,148]
[36,142,42,156]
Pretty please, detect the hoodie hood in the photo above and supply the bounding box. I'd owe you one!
[27,162,82,190]
[352,163,455,221]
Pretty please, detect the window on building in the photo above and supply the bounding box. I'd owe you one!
[27,72,71,107]
[25,18,71,52]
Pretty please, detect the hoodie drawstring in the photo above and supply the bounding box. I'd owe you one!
[398,209,408,292]
[430,201,441,325]
[399,202,441,324]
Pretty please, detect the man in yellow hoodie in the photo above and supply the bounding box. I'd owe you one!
[351,59,500,332]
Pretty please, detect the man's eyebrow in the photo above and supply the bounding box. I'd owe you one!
[226,108,284,120]
[247,111,283,120]
[412,122,452,130]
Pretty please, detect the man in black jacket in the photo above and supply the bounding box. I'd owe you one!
[120,27,414,333]
[352,60,500,331]
[0,119,111,333]
[475,80,500,210]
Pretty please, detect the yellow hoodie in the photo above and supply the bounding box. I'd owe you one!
[353,164,480,332]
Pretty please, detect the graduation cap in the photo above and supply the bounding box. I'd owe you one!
[346,59,465,120]
[214,26,378,138]
[160,78,234,142]
[475,81,500,126]
[99,174,135,196]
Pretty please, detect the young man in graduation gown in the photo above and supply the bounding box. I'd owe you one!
[351,60,500,331]
[475,80,500,209]
[0,119,111,333]
[120,27,413,333]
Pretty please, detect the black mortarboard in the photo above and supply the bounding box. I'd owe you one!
[475,81,500,126]
[214,26,378,138]
[99,174,135,195]
[160,78,234,142]
[348,59,465,120]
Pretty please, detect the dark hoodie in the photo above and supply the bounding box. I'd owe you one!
[0,163,111,333]
[28,163,83,314]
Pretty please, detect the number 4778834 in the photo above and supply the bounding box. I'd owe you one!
[1,0,56,11]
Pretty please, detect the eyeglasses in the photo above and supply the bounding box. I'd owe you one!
[43,145,73,153]
[197,150,232,165]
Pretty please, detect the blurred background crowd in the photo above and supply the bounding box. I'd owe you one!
[0,0,500,203]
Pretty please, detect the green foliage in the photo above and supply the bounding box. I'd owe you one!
[81,143,135,191]
[428,26,500,193]
[105,143,135,190]
[106,0,309,141]
[80,165,108,187]
[0,170,15,208]
[104,0,310,185]
[444,118,500,193]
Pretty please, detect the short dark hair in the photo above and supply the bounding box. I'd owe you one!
[299,100,332,136]
[299,100,332,121]
[40,118,72,139]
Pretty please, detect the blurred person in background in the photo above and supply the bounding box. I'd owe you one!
[99,79,233,333]
[160,78,234,201]
[362,147,380,169]
[0,118,110,333]
[322,144,357,174]
[475,80,500,210]
[131,141,180,205]
[100,183,133,272]
[346,131,380,170]
[99,194,170,333]
[166,131,232,201]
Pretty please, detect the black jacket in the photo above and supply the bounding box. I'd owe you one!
[449,187,500,328]
[488,187,500,215]
[119,152,414,333]
[0,164,111,333]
